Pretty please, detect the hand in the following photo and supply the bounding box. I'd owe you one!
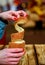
[0,48,24,65]
[0,10,27,20]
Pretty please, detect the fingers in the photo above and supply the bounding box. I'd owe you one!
[17,10,27,17]
[8,51,24,57]
[10,11,20,19]
[5,48,23,53]
[8,62,19,65]
[8,15,18,20]
[1,48,24,65]
[7,57,21,62]
[0,10,27,21]
[2,59,19,65]
[9,10,27,20]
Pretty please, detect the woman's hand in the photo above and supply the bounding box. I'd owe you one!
[0,10,27,20]
[0,48,24,64]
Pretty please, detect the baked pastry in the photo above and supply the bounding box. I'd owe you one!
[11,17,27,42]
[9,40,25,48]
[9,17,27,49]
[11,31,24,42]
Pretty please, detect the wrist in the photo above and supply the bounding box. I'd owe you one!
[0,16,8,24]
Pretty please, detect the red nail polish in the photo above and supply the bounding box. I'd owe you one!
[24,14,28,17]
[26,14,28,17]
[14,17,18,20]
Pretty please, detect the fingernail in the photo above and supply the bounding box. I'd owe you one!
[25,14,28,17]
[24,14,28,17]
[20,48,23,50]
[13,17,18,20]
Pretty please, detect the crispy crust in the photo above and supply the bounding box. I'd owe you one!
[9,41,25,48]
[11,31,24,42]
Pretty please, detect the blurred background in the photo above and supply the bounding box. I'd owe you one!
[0,0,45,44]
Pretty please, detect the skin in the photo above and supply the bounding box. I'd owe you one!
[0,10,27,20]
[0,10,27,65]
[0,48,24,64]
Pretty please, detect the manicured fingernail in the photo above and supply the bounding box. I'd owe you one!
[26,14,28,17]
[13,17,18,20]
[24,14,28,17]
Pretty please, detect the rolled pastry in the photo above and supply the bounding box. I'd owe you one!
[9,17,27,48]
